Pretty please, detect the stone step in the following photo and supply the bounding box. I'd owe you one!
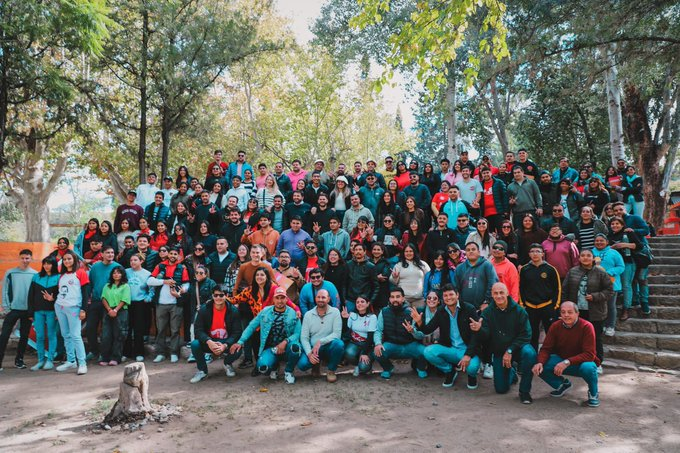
[649,295,680,306]
[648,275,680,284]
[647,283,680,294]
[651,256,680,265]
[648,248,680,257]
[648,236,680,244]
[616,318,680,334]
[633,306,680,319]
[648,265,680,276]
[604,345,680,369]
[603,332,680,352]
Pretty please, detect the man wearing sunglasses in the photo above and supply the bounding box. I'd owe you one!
[189,287,243,383]
[298,268,341,317]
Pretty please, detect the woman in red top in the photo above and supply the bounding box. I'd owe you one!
[430,180,451,216]
[396,218,427,258]
[394,161,411,190]
[150,221,169,251]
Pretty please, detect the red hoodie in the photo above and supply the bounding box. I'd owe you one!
[542,235,580,279]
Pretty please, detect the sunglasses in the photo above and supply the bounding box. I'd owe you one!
[426,296,438,300]
[448,249,459,254]
[501,225,512,229]
[195,247,204,251]
[310,275,322,280]
[458,219,468,222]
[492,246,505,251]
[477,222,487,226]
[196,271,206,275]
[213,294,226,298]
[305,246,317,250]
[553,209,563,212]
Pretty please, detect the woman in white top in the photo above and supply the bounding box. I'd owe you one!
[341,295,378,376]
[54,250,90,375]
[465,217,497,259]
[389,243,430,308]
[330,176,352,219]
[255,175,282,210]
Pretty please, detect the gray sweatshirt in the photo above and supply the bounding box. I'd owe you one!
[300,306,342,354]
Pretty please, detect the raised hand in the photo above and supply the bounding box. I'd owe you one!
[469,317,483,332]
[341,306,350,319]
[313,222,321,234]
[410,308,423,325]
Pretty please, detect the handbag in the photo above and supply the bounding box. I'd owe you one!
[633,243,653,268]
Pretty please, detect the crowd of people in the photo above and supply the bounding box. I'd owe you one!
[1,149,654,407]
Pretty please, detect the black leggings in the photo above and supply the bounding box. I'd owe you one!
[527,305,556,352]
[124,301,149,357]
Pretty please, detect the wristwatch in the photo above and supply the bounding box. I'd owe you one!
[506,348,513,355]
[563,359,570,366]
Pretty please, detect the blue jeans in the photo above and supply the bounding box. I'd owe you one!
[33,310,58,361]
[190,339,242,373]
[605,292,619,329]
[633,266,649,312]
[298,339,344,372]
[424,344,480,376]
[374,341,427,373]
[257,342,302,373]
[621,262,636,309]
[539,354,598,396]
[625,200,645,218]
[55,304,86,365]
[344,342,373,374]
[491,344,536,394]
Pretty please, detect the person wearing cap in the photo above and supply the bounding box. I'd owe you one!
[456,150,475,173]
[114,190,145,233]
[551,157,579,184]
[303,171,329,207]
[357,159,386,189]
[356,172,385,218]
[515,148,540,180]
[518,243,561,351]
[342,193,375,234]
[542,224,580,280]
[225,175,250,212]
[305,159,332,188]
[136,172,159,210]
[189,286,243,383]
[490,241,519,301]
[161,177,178,207]
[227,150,254,182]
[230,286,302,384]
[531,301,601,407]
[298,288,344,383]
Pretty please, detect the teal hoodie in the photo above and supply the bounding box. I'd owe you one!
[453,257,498,308]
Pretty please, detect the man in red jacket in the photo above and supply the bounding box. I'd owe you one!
[531,301,600,407]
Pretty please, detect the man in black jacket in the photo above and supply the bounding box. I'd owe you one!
[412,284,481,389]
[345,244,378,312]
[425,213,457,263]
[189,286,242,383]
[219,208,247,253]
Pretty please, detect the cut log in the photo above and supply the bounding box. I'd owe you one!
[105,362,152,423]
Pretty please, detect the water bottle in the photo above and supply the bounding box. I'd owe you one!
[622,234,631,257]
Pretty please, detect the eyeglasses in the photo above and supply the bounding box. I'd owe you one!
[552,209,563,212]
[385,160,393,164]
[457,219,468,222]
[426,296,438,300]
[448,249,459,254]
[305,246,317,250]
[384,219,393,223]
[195,247,204,251]
[501,225,512,229]
[477,222,487,226]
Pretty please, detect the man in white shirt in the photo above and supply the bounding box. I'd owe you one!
[135,172,159,209]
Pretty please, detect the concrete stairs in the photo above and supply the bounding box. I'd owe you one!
[604,235,680,371]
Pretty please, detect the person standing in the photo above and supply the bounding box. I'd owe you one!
[27,256,60,371]
[136,172,159,210]
[490,241,519,302]
[85,246,119,361]
[99,266,131,366]
[0,249,38,370]
[507,166,543,229]
[114,190,145,233]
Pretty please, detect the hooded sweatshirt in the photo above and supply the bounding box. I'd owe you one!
[453,257,499,308]
[542,235,580,279]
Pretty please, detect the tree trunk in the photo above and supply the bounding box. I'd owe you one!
[137,8,149,184]
[445,76,457,162]
[575,105,597,163]
[160,106,171,180]
[244,80,262,154]
[105,362,152,423]
[622,83,665,227]
[0,42,9,169]
[605,47,625,165]
[489,76,510,155]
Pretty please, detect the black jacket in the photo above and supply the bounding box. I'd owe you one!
[219,221,247,253]
[194,300,242,345]
[417,302,479,356]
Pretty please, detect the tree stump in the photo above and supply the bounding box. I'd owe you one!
[105,362,152,423]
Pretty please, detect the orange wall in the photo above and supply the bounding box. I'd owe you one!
[0,242,54,292]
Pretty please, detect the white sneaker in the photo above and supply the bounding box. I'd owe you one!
[284,371,296,384]
[270,370,278,380]
[187,354,196,363]
[483,363,494,379]
[31,360,46,371]
[120,356,128,363]
[170,354,179,363]
[353,366,360,377]
[135,356,145,362]
[43,360,54,370]
[190,370,208,384]
[153,355,165,363]
[604,327,615,337]
[77,365,88,375]
[205,353,213,364]
[597,365,604,375]
[56,362,77,372]
[224,364,236,377]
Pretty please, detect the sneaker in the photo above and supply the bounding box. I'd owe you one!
[442,371,458,387]
[31,360,46,371]
[597,365,604,375]
[550,379,573,398]
[15,359,26,369]
[187,354,196,363]
[587,391,600,407]
[56,362,77,372]
[269,370,278,380]
[120,356,127,363]
[135,356,145,362]
[641,310,651,317]
[98,361,109,366]
[190,370,208,384]
[43,360,54,371]
[380,370,392,380]
[251,367,260,377]
[238,359,253,369]
[224,363,236,377]
[170,354,179,363]
[284,371,296,384]
[326,371,337,383]
[604,327,615,337]
[519,392,533,404]
[483,363,494,379]
[417,369,428,379]
[77,365,88,375]
[85,352,97,361]
[352,366,360,377]
[467,375,478,390]
[108,360,119,366]
[153,355,166,363]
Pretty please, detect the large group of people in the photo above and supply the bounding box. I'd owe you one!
[1,149,654,407]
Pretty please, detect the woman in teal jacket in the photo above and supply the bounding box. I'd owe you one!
[592,233,625,336]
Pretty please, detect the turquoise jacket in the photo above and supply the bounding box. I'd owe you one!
[237,305,301,355]
[592,246,625,291]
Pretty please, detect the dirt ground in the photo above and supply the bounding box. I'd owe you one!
[1,353,679,453]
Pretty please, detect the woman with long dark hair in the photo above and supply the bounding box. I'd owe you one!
[389,243,430,308]
[75,217,100,256]
[124,253,153,362]
[400,196,426,234]
[340,295,377,377]
[167,200,190,230]
[150,220,170,251]
[397,218,427,257]
[323,248,349,305]
[54,250,89,374]
[192,221,217,254]
[176,165,192,188]
[422,250,455,298]
[376,190,402,226]
[465,217,497,259]
[516,213,548,265]
[49,237,71,262]
[99,220,118,254]
[168,223,193,260]
[27,256,60,370]
[420,163,441,197]
[369,243,392,311]
[100,266,130,366]
[496,221,519,265]
[394,161,411,190]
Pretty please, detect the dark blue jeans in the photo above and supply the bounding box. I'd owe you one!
[344,342,373,374]
[190,339,242,373]
[257,342,302,373]
[298,339,344,372]
[373,341,427,373]
[491,343,536,394]
[539,354,598,396]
